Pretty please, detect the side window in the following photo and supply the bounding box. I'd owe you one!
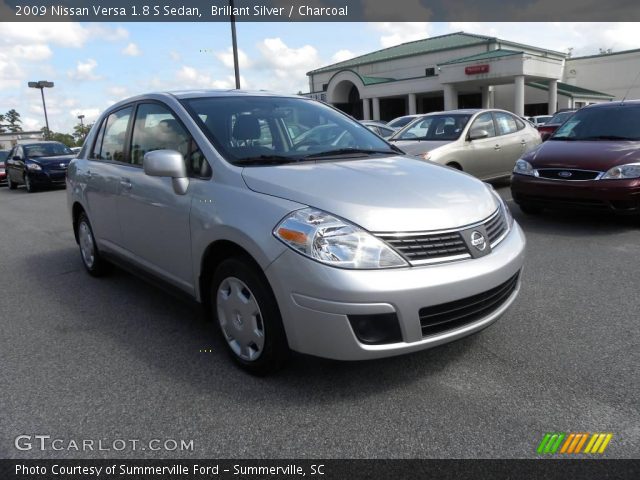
[470,112,496,138]
[90,119,107,159]
[515,117,526,131]
[495,112,518,136]
[131,103,211,178]
[94,107,133,162]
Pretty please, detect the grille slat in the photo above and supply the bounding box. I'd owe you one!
[537,169,602,181]
[419,273,520,337]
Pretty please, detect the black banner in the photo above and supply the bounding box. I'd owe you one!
[2,0,640,22]
[1,459,639,480]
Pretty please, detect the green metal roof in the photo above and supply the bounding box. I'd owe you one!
[527,80,614,98]
[438,49,523,65]
[361,75,395,85]
[308,32,495,75]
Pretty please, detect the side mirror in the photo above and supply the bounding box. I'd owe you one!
[12,156,21,161]
[469,129,489,141]
[540,132,551,142]
[143,150,189,195]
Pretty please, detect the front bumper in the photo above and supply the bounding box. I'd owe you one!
[511,174,640,214]
[28,169,67,187]
[265,222,526,361]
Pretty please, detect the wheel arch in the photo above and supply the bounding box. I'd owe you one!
[71,202,86,244]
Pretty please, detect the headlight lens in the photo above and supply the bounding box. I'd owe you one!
[601,163,640,180]
[274,208,408,269]
[26,163,42,171]
[513,159,538,177]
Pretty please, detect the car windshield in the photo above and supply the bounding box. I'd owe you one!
[387,116,415,129]
[24,143,72,158]
[181,96,395,166]
[0,150,9,162]
[548,111,574,125]
[551,105,640,141]
[391,114,471,141]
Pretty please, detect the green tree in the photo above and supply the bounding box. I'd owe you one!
[73,122,93,145]
[0,113,5,133]
[5,109,23,133]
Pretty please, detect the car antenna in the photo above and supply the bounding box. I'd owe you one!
[621,68,640,103]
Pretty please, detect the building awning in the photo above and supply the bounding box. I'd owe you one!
[438,49,523,66]
[527,80,614,99]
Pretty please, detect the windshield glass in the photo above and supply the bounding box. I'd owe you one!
[387,116,415,129]
[181,96,394,165]
[24,143,72,158]
[548,111,574,125]
[552,105,640,141]
[392,114,471,141]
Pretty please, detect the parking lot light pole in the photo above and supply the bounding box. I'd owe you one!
[229,0,240,89]
[28,80,54,137]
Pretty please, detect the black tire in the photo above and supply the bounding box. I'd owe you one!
[211,257,289,375]
[24,174,36,193]
[518,203,543,215]
[76,212,109,277]
[7,175,17,190]
[447,162,462,171]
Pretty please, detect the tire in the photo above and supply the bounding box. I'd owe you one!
[447,162,462,171]
[24,174,36,193]
[519,203,543,215]
[7,175,16,190]
[76,212,109,277]
[211,257,289,375]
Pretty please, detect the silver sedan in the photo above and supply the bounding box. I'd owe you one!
[390,109,541,181]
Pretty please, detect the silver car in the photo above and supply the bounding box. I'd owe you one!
[67,91,526,374]
[390,109,541,181]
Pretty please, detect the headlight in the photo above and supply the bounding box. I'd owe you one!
[486,184,514,229]
[601,163,640,180]
[513,159,538,177]
[26,163,42,171]
[274,208,408,269]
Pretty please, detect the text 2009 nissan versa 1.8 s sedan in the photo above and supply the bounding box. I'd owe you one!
[67,91,526,374]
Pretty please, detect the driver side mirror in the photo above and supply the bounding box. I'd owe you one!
[468,129,489,141]
[143,150,189,195]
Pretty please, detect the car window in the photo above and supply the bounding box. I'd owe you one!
[94,107,133,162]
[24,142,72,157]
[470,112,496,138]
[131,103,211,178]
[515,117,526,131]
[394,114,470,141]
[494,112,518,136]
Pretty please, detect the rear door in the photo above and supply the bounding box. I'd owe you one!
[116,102,203,293]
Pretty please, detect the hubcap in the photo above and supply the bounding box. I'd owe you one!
[216,277,265,362]
[78,221,95,268]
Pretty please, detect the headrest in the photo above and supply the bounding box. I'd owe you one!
[232,115,260,141]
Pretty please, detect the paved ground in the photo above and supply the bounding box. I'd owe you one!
[0,184,638,459]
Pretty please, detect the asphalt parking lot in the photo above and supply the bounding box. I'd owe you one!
[0,184,638,459]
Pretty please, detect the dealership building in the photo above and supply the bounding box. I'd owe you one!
[305,32,640,121]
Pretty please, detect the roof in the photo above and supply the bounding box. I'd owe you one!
[308,32,495,75]
[527,80,614,99]
[439,49,523,65]
[569,48,640,61]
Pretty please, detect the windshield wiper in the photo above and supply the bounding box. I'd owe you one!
[236,155,299,166]
[304,148,396,159]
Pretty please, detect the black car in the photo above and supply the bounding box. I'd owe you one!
[5,141,75,192]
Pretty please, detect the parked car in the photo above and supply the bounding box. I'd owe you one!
[529,115,553,126]
[512,101,640,215]
[0,149,9,185]
[360,120,397,139]
[387,114,423,129]
[537,109,576,140]
[5,141,75,192]
[67,90,525,374]
[389,109,541,181]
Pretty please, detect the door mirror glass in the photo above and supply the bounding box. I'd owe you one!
[469,129,489,140]
[143,150,189,195]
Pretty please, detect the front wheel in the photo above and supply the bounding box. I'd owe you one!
[24,174,36,193]
[211,257,289,375]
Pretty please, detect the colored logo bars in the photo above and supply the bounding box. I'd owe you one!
[537,433,613,454]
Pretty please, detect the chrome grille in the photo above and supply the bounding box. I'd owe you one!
[536,168,602,181]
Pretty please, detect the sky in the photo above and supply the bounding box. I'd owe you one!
[1,21,640,134]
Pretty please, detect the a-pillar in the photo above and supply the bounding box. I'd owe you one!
[514,75,525,117]
[443,84,458,110]
[548,79,558,115]
[408,93,417,115]
[372,97,380,121]
[362,98,371,120]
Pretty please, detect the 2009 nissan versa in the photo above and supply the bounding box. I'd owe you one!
[67,91,526,374]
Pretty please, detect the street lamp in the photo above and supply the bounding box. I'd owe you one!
[229,0,240,89]
[77,114,86,141]
[28,80,54,137]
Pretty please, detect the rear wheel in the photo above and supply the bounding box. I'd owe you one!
[211,257,289,375]
[519,203,543,214]
[76,212,109,276]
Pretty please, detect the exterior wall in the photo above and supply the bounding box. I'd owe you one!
[493,84,572,112]
[566,51,640,101]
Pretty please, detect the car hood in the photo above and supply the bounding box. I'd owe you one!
[391,140,452,156]
[526,140,640,171]
[241,155,498,232]
[30,154,75,166]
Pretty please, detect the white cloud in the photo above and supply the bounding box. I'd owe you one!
[70,108,100,124]
[215,47,251,69]
[169,51,182,62]
[122,42,142,57]
[255,37,320,92]
[175,65,247,90]
[331,49,357,63]
[107,86,128,98]
[10,44,53,61]
[371,22,430,48]
[68,58,101,81]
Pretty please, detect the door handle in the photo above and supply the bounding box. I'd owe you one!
[120,178,132,190]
